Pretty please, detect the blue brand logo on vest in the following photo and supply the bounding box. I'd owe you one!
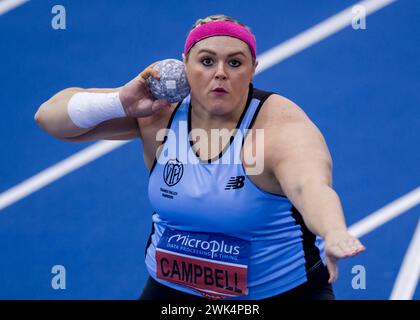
[163,158,184,186]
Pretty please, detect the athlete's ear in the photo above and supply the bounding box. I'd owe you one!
[253,60,259,74]
[182,53,188,71]
[182,53,187,65]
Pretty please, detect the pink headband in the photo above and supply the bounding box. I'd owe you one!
[184,20,257,59]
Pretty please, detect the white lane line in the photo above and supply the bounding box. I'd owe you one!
[0,0,29,16]
[0,141,128,210]
[389,219,420,300]
[256,0,397,73]
[349,187,420,238]
[0,0,398,210]
[316,187,420,253]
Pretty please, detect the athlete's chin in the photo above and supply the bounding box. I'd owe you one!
[207,102,233,115]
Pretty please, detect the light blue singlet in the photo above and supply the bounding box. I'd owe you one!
[145,84,325,300]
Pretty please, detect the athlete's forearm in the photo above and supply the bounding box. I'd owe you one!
[289,182,348,239]
[35,87,121,139]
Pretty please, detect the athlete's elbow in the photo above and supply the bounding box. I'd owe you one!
[34,106,67,139]
[34,105,52,132]
[34,105,44,125]
[34,106,51,133]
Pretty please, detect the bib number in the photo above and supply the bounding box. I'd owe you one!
[156,228,250,299]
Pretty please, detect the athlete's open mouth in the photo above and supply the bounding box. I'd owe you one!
[212,87,227,93]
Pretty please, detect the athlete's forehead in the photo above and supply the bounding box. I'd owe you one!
[189,36,251,58]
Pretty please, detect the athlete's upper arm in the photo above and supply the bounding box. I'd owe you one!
[263,95,333,197]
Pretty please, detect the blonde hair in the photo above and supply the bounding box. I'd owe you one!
[190,14,252,32]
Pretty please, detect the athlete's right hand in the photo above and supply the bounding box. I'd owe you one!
[119,62,171,118]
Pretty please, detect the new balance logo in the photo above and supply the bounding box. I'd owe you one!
[225,176,245,190]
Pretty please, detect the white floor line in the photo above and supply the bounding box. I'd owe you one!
[0,0,398,211]
[256,0,397,73]
[349,187,420,238]
[389,219,420,300]
[0,0,29,16]
[0,141,128,210]
[315,186,420,251]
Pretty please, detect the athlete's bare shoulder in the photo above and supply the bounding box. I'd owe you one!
[136,102,180,170]
[254,93,311,129]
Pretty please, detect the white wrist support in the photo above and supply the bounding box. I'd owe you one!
[67,91,127,128]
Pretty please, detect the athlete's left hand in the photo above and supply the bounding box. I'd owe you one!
[323,229,366,284]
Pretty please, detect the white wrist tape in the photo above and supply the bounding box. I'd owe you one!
[67,91,127,128]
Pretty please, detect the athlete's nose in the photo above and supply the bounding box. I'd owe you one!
[215,62,227,80]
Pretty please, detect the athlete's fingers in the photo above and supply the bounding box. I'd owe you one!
[326,256,338,284]
[325,229,366,259]
[337,242,355,257]
[351,238,366,253]
[139,62,161,81]
[151,99,171,112]
[326,243,347,259]
[338,238,366,257]
[130,98,154,117]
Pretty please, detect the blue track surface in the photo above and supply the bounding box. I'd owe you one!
[0,0,419,299]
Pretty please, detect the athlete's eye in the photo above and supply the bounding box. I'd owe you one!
[229,60,242,67]
[201,57,213,66]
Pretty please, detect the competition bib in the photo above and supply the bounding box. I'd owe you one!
[156,228,250,299]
